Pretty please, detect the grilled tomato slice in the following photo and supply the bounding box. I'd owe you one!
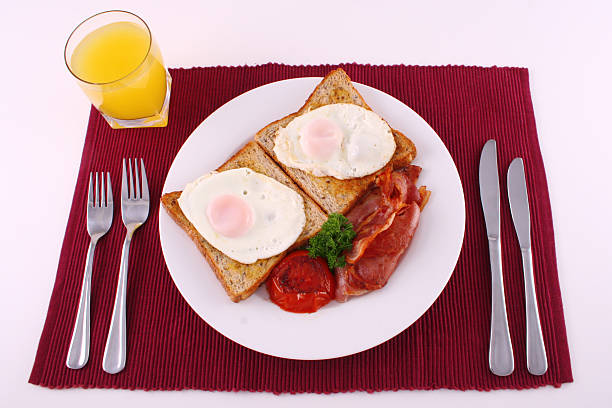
[266,250,335,313]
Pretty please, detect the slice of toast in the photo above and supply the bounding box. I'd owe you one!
[255,68,417,214]
[161,141,326,302]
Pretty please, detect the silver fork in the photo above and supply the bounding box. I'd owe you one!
[66,172,113,369]
[102,158,149,374]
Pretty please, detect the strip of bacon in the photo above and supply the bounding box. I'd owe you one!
[336,202,420,302]
[345,203,401,264]
[344,166,421,264]
[336,166,425,302]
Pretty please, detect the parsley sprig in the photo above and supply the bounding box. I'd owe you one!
[307,213,356,269]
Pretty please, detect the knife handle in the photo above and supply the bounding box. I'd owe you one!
[488,237,514,376]
[521,248,548,375]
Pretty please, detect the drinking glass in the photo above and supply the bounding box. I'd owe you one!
[65,10,171,128]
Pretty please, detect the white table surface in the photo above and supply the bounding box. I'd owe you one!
[2,1,611,407]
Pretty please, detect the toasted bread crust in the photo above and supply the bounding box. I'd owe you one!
[161,142,326,302]
[254,68,417,214]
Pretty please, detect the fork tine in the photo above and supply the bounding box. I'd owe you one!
[106,172,113,206]
[95,172,100,207]
[122,158,128,201]
[134,158,141,199]
[99,172,106,207]
[128,159,135,200]
[140,159,149,201]
[88,172,94,207]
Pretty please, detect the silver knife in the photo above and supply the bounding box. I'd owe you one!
[507,158,548,375]
[479,139,514,376]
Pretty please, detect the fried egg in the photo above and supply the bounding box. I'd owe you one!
[178,168,306,264]
[273,103,396,179]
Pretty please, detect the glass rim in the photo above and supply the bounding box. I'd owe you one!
[64,10,153,86]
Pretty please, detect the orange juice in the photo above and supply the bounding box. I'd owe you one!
[68,19,170,127]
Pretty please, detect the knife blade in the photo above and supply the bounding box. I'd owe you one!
[507,158,548,375]
[507,158,531,248]
[479,139,514,376]
[479,140,500,239]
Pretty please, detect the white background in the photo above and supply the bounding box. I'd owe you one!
[1,1,611,407]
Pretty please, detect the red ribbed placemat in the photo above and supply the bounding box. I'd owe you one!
[30,64,572,392]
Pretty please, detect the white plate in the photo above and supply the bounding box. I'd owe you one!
[159,78,465,360]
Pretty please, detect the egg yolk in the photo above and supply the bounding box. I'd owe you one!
[206,194,254,238]
[299,118,342,160]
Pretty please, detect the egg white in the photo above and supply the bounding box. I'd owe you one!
[273,103,396,179]
[177,168,306,264]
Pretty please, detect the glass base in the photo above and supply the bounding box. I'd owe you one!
[101,69,172,129]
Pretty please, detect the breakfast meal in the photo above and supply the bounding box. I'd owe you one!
[255,68,417,215]
[161,141,326,302]
[177,168,306,264]
[273,103,397,179]
[161,68,430,311]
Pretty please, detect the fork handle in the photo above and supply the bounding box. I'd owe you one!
[66,239,97,369]
[103,233,132,374]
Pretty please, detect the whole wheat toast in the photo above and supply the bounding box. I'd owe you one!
[255,68,417,214]
[161,141,326,302]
